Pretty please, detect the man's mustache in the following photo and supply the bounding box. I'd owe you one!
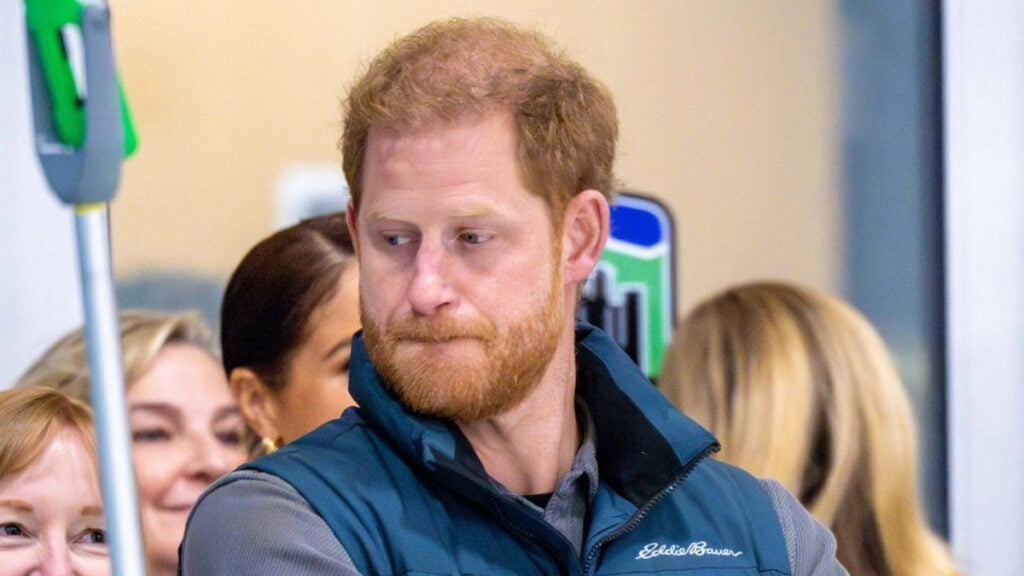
[386,316,496,342]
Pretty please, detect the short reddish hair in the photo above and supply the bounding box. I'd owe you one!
[0,387,96,479]
[341,17,618,219]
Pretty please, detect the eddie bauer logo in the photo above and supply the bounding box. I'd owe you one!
[636,541,744,560]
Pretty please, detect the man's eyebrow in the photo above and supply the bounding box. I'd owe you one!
[365,206,500,221]
[0,499,33,512]
[365,209,405,221]
[453,206,496,218]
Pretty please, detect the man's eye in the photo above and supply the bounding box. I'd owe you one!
[385,234,411,246]
[460,232,491,245]
[1,523,25,537]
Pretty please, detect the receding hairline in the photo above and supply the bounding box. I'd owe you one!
[341,16,619,218]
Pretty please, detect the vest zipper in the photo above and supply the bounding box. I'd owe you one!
[580,443,719,575]
[439,462,583,574]
[488,495,586,575]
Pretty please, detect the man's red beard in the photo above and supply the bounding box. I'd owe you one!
[362,273,564,422]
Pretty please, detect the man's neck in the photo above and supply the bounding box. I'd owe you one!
[456,328,579,496]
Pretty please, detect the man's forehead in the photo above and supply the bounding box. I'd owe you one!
[364,204,499,222]
[361,115,523,192]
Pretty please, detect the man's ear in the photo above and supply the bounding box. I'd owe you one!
[561,189,610,285]
[346,200,360,257]
[229,368,281,444]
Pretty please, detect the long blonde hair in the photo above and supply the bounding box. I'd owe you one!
[17,310,216,402]
[660,281,958,576]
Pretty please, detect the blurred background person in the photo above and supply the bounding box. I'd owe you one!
[17,310,246,576]
[0,387,109,576]
[659,281,959,576]
[221,212,360,456]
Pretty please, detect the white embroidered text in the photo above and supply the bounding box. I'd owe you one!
[636,541,744,560]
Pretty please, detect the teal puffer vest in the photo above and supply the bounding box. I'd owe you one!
[246,324,790,575]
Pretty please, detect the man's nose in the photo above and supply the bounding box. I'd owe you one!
[407,238,455,316]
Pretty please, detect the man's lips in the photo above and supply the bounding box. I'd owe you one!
[398,335,481,343]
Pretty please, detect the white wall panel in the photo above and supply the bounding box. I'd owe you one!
[0,0,82,388]
[944,0,1024,573]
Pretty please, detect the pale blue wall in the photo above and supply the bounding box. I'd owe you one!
[944,0,1024,572]
[839,0,947,534]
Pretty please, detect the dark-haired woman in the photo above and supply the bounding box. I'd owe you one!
[223,212,360,456]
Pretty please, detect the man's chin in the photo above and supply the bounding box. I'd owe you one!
[388,372,494,420]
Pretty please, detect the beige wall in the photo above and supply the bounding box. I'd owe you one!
[109,0,840,315]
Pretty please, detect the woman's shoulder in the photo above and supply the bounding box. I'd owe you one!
[180,469,361,575]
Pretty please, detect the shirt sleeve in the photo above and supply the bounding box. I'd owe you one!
[180,469,361,576]
[759,478,849,576]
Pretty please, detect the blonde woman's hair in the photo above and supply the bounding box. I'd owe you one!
[17,310,216,403]
[0,387,97,479]
[660,281,958,576]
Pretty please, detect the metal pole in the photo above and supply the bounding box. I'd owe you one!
[25,0,146,571]
[74,203,147,576]
[24,0,147,565]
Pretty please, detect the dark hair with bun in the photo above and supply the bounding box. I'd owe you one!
[220,212,355,391]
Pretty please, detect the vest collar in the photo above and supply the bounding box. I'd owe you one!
[347,322,719,506]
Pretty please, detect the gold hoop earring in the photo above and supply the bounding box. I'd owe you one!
[261,437,279,454]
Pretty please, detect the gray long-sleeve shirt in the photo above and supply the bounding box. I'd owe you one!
[182,472,843,575]
[182,410,846,576]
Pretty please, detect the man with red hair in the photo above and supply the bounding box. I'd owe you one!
[182,17,846,575]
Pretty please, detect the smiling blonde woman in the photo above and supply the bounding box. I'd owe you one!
[17,310,247,576]
[0,387,108,576]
